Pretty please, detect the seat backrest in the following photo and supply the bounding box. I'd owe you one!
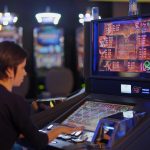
[45,67,74,97]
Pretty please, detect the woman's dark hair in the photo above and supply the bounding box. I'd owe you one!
[0,41,27,80]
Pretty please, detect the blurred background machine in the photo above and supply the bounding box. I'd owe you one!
[0,6,22,45]
[0,6,29,97]
[34,7,65,95]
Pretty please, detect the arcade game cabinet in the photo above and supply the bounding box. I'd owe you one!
[37,14,150,150]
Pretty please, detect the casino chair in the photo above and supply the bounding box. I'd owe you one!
[44,66,74,97]
[32,67,74,113]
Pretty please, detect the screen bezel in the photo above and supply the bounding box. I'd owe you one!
[84,15,150,99]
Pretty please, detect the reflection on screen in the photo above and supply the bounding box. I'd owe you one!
[62,101,133,131]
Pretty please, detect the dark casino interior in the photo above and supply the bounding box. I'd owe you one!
[0,0,150,150]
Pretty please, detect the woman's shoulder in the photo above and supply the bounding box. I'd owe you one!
[0,86,29,114]
[0,85,26,104]
[11,91,25,101]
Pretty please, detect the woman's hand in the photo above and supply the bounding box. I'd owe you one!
[19,134,24,139]
[47,126,83,142]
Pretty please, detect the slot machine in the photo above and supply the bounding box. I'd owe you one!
[0,7,22,45]
[38,14,150,150]
[33,25,64,78]
[34,10,64,94]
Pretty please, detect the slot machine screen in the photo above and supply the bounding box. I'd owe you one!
[34,26,64,70]
[0,26,22,45]
[90,15,150,98]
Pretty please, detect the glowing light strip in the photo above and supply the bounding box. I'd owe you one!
[0,12,18,26]
[35,12,61,25]
[78,13,101,24]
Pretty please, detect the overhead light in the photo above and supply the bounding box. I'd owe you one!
[35,7,61,25]
[0,7,18,26]
[35,13,61,25]
[78,7,101,25]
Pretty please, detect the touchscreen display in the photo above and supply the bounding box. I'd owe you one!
[62,101,133,131]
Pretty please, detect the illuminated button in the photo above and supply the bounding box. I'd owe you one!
[51,141,57,144]
[71,138,84,143]
[47,124,53,130]
[58,134,64,138]
[71,131,76,136]
[123,111,134,118]
[61,135,71,140]
[39,129,47,133]
[75,131,82,136]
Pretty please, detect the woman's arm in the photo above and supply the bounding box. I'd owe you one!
[47,126,83,142]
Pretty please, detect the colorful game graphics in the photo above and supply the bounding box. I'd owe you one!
[34,26,64,69]
[62,101,133,132]
[98,18,150,73]
[0,26,22,46]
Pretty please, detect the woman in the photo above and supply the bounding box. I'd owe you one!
[0,41,81,150]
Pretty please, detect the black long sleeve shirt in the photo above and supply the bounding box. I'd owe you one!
[0,85,48,150]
